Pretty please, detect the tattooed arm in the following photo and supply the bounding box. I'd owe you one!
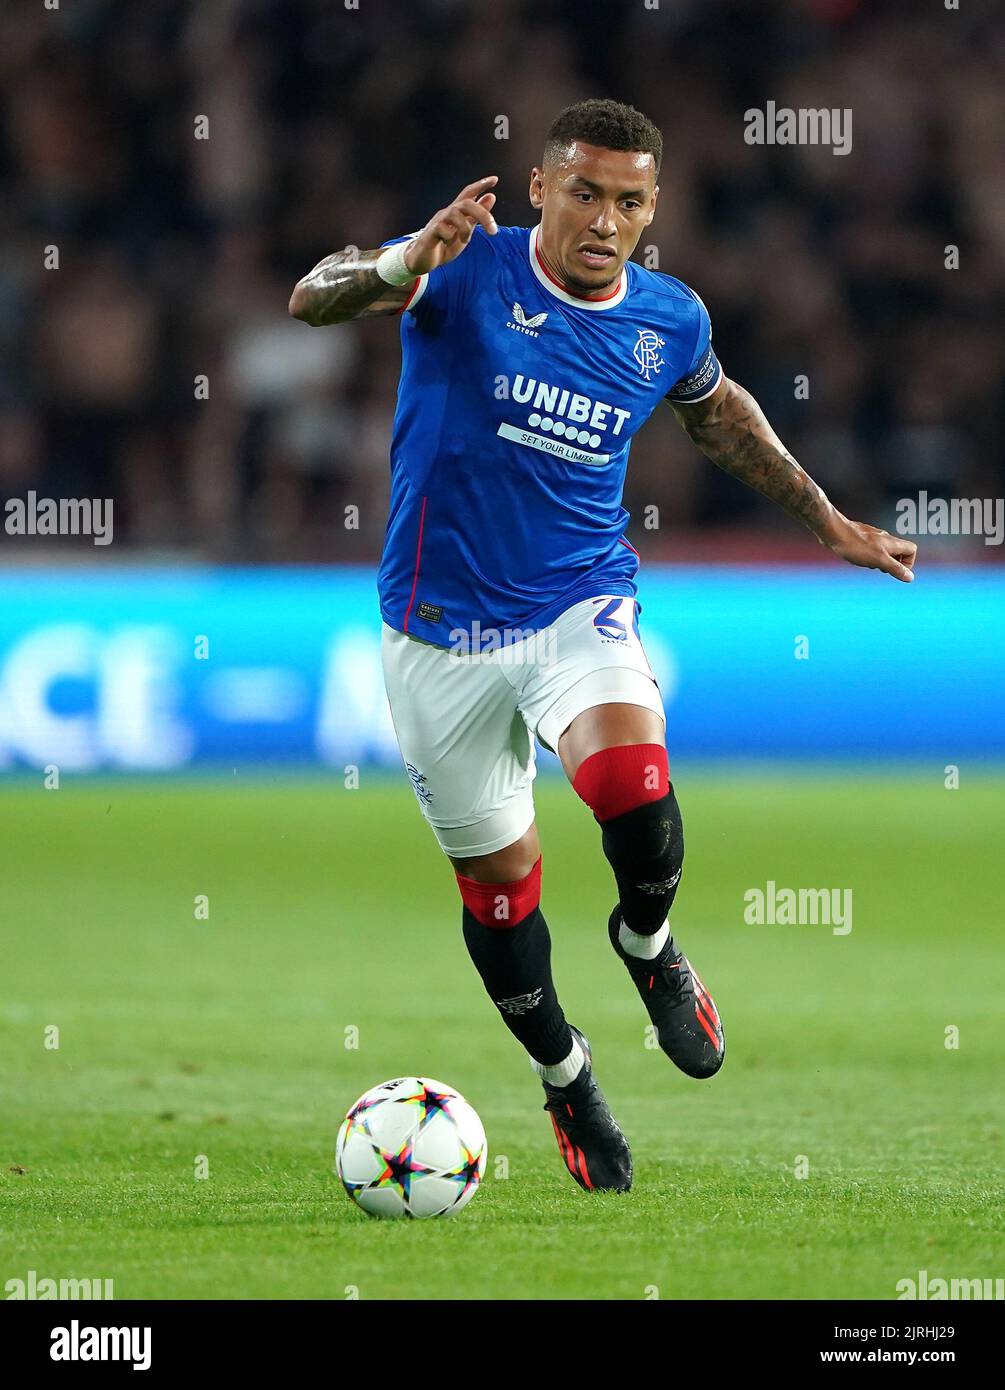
[668,376,918,582]
[288,248,416,325]
[289,175,499,326]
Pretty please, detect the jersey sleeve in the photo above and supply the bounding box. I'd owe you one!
[379,226,490,320]
[665,291,723,403]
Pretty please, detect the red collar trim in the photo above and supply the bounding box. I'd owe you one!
[533,235,624,302]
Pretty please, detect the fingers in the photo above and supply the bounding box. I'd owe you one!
[880,532,917,582]
[431,197,497,247]
[411,176,500,265]
[877,547,915,582]
[447,178,499,234]
[426,209,464,245]
[454,196,497,234]
[883,556,915,582]
[455,175,498,203]
[834,520,918,583]
[434,206,476,245]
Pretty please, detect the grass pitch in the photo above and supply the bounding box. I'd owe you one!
[1,768,1003,1300]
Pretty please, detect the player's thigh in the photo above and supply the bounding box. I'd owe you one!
[448,821,541,883]
[380,624,537,858]
[515,595,667,778]
[556,702,666,782]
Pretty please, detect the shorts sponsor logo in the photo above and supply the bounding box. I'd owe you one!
[592,597,630,643]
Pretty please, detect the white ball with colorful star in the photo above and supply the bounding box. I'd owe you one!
[336,1077,488,1218]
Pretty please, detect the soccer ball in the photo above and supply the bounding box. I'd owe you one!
[336,1076,487,1219]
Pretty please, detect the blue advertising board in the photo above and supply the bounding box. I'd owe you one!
[0,567,1000,770]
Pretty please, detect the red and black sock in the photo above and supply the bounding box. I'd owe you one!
[457,858,573,1066]
[573,743,684,935]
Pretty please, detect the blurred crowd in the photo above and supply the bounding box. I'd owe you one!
[1,0,1002,562]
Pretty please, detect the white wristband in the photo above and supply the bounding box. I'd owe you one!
[376,242,418,287]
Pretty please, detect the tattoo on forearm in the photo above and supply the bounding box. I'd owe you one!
[676,381,832,535]
[291,249,411,325]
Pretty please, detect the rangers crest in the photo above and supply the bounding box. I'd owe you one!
[633,327,666,380]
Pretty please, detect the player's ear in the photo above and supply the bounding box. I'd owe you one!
[529,166,545,209]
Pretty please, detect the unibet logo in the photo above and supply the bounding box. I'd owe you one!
[510,375,631,437]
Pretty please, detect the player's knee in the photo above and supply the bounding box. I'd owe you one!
[600,792,683,890]
[449,824,539,885]
[573,744,684,918]
[455,855,542,929]
[602,791,684,931]
[572,742,670,823]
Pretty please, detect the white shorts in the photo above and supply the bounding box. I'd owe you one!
[380,595,666,858]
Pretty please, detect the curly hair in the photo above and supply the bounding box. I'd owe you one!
[544,98,663,176]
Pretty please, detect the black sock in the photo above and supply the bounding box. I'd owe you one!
[600,786,685,934]
[462,905,573,1065]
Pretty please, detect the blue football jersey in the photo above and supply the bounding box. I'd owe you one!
[377,223,722,647]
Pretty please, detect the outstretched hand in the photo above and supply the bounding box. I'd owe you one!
[403,176,499,276]
[824,515,918,582]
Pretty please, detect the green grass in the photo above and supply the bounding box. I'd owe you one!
[1,769,1003,1300]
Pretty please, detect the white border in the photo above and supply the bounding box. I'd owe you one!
[528,225,628,310]
[403,274,429,312]
[669,358,723,404]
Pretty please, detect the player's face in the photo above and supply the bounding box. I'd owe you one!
[529,142,659,296]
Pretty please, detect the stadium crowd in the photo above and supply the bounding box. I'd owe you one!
[1,0,1002,560]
